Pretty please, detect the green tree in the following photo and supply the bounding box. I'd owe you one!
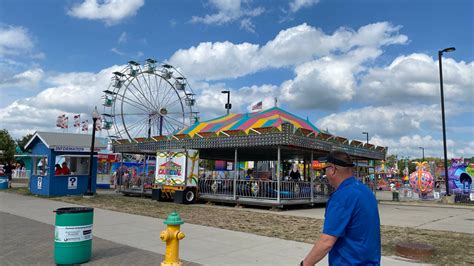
[0,129,16,162]
[16,133,34,152]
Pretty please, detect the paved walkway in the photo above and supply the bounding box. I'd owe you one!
[1,212,198,265]
[1,192,435,265]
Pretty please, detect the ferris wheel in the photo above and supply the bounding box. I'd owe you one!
[101,59,198,141]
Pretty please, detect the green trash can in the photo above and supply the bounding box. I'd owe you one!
[54,207,94,265]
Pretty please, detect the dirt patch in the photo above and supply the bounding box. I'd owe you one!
[7,188,474,265]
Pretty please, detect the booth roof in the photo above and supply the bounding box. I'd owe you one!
[25,131,108,150]
[177,107,321,137]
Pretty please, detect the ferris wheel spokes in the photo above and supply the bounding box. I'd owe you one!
[126,78,157,110]
[118,95,150,113]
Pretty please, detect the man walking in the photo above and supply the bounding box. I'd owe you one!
[302,150,381,265]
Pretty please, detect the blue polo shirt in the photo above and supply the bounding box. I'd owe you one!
[323,177,381,265]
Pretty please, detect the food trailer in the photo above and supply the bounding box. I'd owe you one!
[151,149,199,204]
[25,132,108,196]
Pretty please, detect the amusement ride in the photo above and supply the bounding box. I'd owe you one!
[101,59,198,142]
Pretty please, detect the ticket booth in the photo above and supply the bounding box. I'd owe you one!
[25,132,108,196]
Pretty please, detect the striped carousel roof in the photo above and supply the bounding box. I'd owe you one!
[177,107,321,137]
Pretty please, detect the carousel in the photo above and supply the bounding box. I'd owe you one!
[111,107,386,206]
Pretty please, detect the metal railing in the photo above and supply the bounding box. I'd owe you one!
[453,190,473,203]
[120,175,154,192]
[198,178,333,202]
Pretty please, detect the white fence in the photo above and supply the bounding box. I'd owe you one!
[12,169,31,179]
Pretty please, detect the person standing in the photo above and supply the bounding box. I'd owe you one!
[289,163,301,181]
[61,162,71,175]
[301,150,381,265]
[4,161,13,188]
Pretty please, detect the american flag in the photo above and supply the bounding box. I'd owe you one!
[73,114,81,127]
[251,101,262,111]
[81,120,89,132]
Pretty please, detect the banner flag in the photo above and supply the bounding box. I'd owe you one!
[56,114,68,128]
[95,117,102,131]
[73,114,81,127]
[81,120,89,132]
[62,116,68,128]
[56,115,63,128]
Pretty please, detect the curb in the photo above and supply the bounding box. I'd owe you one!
[378,200,474,210]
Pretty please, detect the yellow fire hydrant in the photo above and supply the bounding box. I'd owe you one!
[160,211,185,266]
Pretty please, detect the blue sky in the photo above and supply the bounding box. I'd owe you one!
[0,0,473,159]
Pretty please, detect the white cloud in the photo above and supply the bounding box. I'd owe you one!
[169,22,408,82]
[110,48,143,58]
[280,57,357,110]
[110,47,126,56]
[316,105,441,139]
[67,0,145,25]
[0,65,123,138]
[240,18,256,33]
[190,0,264,32]
[358,53,474,105]
[0,25,34,57]
[289,0,319,13]
[118,32,127,43]
[371,135,473,159]
[170,41,260,80]
[0,68,44,90]
[188,81,279,120]
[315,103,473,158]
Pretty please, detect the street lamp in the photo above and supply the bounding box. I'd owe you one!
[362,132,369,144]
[221,90,231,115]
[418,147,425,161]
[85,106,100,196]
[438,47,455,196]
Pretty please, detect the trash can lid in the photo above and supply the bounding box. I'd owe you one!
[55,207,94,214]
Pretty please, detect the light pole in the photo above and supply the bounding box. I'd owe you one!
[85,106,100,196]
[362,132,369,144]
[438,47,455,196]
[221,90,231,115]
[419,147,425,161]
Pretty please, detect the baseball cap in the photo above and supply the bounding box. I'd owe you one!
[319,150,355,167]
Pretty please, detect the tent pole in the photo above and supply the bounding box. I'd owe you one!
[233,148,238,201]
[310,152,314,203]
[277,146,281,204]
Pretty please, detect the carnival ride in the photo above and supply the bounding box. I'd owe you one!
[102,59,197,142]
[448,158,473,193]
[409,161,434,195]
[112,106,387,206]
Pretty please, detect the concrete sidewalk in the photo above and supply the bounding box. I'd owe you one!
[0,192,426,265]
[1,212,198,265]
